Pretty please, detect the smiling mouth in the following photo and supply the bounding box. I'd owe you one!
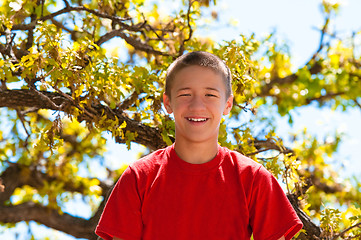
[187,117,208,122]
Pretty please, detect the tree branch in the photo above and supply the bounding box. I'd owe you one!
[0,202,98,240]
[248,138,294,155]
[96,29,171,56]
[0,89,71,110]
[0,163,23,203]
[354,99,361,109]
[333,222,361,240]
[0,42,29,63]
[25,12,37,50]
[257,13,328,98]
[0,89,166,150]
[0,162,113,204]
[11,5,135,32]
[50,18,89,42]
[287,193,323,239]
[179,0,195,55]
[305,91,346,105]
[116,90,139,112]
[310,172,343,194]
[307,13,330,64]
[0,160,114,239]
[259,61,323,97]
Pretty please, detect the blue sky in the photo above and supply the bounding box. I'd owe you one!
[211,0,361,177]
[2,0,361,239]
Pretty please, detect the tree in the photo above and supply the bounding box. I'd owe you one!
[0,0,360,239]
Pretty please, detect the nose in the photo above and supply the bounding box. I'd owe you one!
[189,95,206,111]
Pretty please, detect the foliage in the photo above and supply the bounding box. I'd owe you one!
[0,0,360,239]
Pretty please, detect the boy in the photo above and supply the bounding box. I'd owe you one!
[95,51,303,240]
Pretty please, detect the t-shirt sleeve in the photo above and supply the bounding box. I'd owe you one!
[95,166,143,240]
[249,165,303,240]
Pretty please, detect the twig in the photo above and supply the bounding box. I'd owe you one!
[4,28,17,62]
[246,148,273,156]
[116,91,139,112]
[252,139,294,155]
[50,18,91,41]
[62,0,70,8]
[305,91,345,104]
[20,107,40,115]
[27,82,62,111]
[51,84,96,120]
[179,0,195,55]
[12,5,133,31]
[15,108,31,138]
[15,108,32,150]
[256,153,282,162]
[354,99,361,109]
[145,21,166,43]
[96,29,170,56]
[332,222,361,240]
[234,102,256,114]
[25,13,37,51]
[307,13,330,64]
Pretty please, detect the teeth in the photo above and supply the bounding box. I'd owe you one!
[188,118,207,122]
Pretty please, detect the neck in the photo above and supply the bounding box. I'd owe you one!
[174,140,219,164]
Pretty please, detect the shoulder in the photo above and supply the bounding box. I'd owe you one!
[127,145,171,176]
[220,146,264,174]
[219,146,279,187]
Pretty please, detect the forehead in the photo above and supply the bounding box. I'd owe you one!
[171,66,225,90]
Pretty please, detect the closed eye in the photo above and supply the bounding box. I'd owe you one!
[205,94,218,97]
[178,94,191,97]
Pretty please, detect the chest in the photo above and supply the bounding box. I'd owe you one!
[140,166,252,239]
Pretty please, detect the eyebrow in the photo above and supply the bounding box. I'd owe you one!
[176,87,220,92]
[205,87,220,92]
[176,87,191,92]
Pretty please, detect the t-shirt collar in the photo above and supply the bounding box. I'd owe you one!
[168,144,224,175]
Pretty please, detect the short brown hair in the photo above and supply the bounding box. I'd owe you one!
[165,51,232,98]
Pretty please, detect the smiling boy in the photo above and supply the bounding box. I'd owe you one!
[95,51,303,240]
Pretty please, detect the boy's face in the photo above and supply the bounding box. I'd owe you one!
[163,65,233,145]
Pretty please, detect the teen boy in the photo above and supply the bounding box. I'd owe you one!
[95,51,303,240]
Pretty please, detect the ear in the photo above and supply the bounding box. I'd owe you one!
[163,93,173,114]
[223,95,233,115]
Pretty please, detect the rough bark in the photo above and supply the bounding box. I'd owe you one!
[0,202,98,240]
[288,194,323,239]
[0,89,166,150]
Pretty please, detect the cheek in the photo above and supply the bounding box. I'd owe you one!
[173,99,188,109]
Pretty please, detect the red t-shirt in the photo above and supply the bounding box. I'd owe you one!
[95,145,303,240]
